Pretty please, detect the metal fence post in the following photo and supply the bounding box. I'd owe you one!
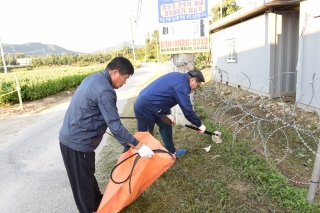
[308,141,320,204]
[14,73,23,108]
[0,36,8,74]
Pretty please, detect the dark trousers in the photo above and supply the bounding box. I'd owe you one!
[60,142,103,213]
[156,118,175,153]
[134,110,175,153]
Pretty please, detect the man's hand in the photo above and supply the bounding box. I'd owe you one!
[166,114,175,125]
[138,144,154,158]
[197,124,206,133]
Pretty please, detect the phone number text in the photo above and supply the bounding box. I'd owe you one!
[160,38,209,48]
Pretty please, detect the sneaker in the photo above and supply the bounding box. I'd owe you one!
[174,149,186,157]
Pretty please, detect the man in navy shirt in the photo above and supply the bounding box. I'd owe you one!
[59,57,154,213]
[134,69,206,157]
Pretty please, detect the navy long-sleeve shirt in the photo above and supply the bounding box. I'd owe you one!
[59,69,138,153]
[134,72,202,127]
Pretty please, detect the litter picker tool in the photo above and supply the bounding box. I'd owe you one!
[120,117,147,119]
[185,124,222,143]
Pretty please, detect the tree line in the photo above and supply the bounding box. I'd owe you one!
[0,0,239,69]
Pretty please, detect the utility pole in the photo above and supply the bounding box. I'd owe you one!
[220,0,222,19]
[126,47,128,58]
[129,11,136,63]
[145,46,147,60]
[116,40,119,57]
[171,54,194,125]
[156,36,160,63]
[0,36,8,74]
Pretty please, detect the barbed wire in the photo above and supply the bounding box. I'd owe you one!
[164,62,320,185]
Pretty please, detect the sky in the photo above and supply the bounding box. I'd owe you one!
[0,0,248,54]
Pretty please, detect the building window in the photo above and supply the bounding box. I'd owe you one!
[226,39,236,63]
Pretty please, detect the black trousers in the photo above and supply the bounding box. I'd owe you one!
[60,142,103,213]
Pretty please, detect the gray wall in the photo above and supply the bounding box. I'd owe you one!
[211,11,299,97]
[296,0,320,112]
[211,14,273,95]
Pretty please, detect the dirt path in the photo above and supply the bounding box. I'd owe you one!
[0,87,77,119]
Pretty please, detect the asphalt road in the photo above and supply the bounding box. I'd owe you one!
[0,63,162,213]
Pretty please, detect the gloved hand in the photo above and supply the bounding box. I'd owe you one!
[166,114,175,125]
[138,144,154,158]
[197,124,206,133]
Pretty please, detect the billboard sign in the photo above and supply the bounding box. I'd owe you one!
[158,0,209,54]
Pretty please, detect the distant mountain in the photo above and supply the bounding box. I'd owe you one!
[2,42,82,56]
[95,41,143,53]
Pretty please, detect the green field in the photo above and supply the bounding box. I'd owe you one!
[0,65,105,104]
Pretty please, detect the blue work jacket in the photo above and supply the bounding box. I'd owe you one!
[59,69,138,153]
[134,72,202,127]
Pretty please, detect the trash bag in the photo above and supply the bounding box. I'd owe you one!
[96,132,175,213]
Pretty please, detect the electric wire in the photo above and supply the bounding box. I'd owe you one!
[133,0,143,40]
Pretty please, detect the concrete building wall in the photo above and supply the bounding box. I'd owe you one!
[16,58,31,66]
[211,14,272,95]
[296,0,320,112]
[211,11,299,97]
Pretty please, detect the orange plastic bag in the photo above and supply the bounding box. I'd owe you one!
[97,132,175,213]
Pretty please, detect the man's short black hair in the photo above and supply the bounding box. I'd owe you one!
[106,57,134,76]
[187,69,205,82]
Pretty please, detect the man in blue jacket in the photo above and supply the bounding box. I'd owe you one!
[59,57,154,213]
[134,69,206,157]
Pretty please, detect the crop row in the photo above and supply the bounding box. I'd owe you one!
[0,66,105,104]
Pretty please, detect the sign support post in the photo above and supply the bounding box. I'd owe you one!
[157,0,210,125]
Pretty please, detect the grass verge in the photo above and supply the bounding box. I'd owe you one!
[96,73,320,213]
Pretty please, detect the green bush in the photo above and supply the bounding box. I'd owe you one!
[194,52,211,70]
